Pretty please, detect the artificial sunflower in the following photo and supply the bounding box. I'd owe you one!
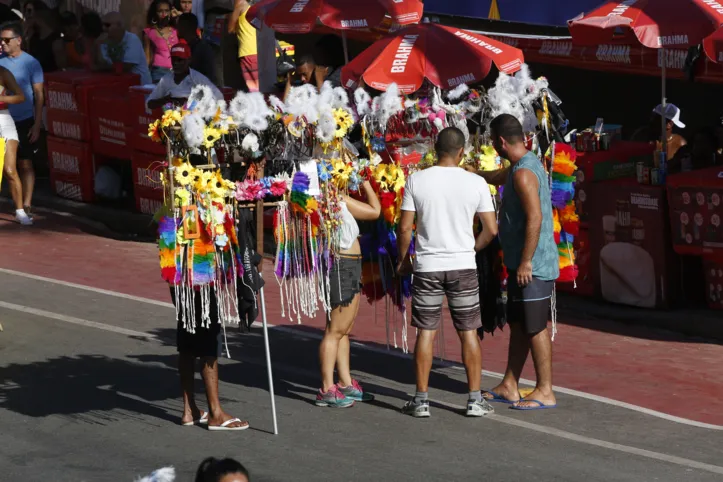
[374,163,391,191]
[174,187,192,207]
[195,171,215,193]
[223,179,236,191]
[210,171,228,200]
[334,108,353,130]
[202,126,222,149]
[331,159,352,189]
[333,109,353,138]
[148,120,161,142]
[174,162,195,186]
[161,109,182,128]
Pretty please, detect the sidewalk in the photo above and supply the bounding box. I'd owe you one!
[7,182,723,342]
[1,205,722,425]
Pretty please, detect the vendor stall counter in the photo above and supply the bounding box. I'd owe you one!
[588,178,679,309]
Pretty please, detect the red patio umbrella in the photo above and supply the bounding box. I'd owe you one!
[568,0,723,160]
[247,0,423,34]
[568,0,723,49]
[340,23,524,93]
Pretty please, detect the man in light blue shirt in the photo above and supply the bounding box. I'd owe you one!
[0,21,44,224]
[96,12,151,85]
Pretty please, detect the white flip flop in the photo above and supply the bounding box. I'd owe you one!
[208,418,249,431]
[181,411,209,426]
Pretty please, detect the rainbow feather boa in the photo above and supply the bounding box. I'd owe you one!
[550,143,579,283]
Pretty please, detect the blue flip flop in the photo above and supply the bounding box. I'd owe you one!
[509,399,557,411]
[482,390,520,405]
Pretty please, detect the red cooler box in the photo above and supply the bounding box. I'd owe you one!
[49,170,94,203]
[89,89,134,159]
[47,137,94,203]
[132,150,165,215]
[575,141,653,224]
[135,186,165,215]
[667,166,723,257]
[129,86,164,155]
[131,150,165,192]
[589,179,679,309]
[46,109,91,142]
[704,256,723,310]
[46,71,140,114]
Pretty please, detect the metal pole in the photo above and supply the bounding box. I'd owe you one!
[259,278,279,435]
[342,30,349,65]
[661,47,667,159]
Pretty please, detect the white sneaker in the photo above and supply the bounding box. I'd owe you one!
[467,399,495,417]
[15,209,33,226]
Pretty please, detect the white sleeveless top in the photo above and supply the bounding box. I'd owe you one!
[338,201,360,250]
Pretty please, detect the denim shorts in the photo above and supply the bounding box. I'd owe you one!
[329,254,362,309]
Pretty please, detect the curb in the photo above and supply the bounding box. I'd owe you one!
[5,186,722,343]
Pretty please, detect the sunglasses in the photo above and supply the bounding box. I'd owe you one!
[0,36,17,44]
[103,23,112,28]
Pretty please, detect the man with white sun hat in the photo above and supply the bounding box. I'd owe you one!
[652,102,687,161]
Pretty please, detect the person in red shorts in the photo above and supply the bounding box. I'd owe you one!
[228,0,258,92]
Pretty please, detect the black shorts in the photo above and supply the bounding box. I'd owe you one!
[507,271,553,335]
[329,254,362,309]
[170,287,221,358]
[15,117,38,161]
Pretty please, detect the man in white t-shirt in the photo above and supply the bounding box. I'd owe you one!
[397,127,498,419]
[147,41,222,110]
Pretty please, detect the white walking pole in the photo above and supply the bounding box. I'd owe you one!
[259,278,279,435]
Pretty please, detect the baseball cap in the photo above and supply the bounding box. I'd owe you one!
[170,42,191,59]
[653,103,685,128]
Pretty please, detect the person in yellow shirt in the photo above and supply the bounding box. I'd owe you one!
[228,0,259,92]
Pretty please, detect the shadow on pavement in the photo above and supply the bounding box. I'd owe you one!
[0,354,179,424]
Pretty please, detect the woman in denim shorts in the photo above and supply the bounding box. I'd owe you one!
[315,180,381,408]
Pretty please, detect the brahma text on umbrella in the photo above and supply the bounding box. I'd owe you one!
[596,45,631,64]
[454,31,503,54]
[448,73,475,87]
[702,0,723,15]
[290,0,309,13]
[539,41,572,57]
[340,19,368,28]
[608,0,638,17]
[657,49,687,69]
[657,35,689,47]
[390,35,419,73]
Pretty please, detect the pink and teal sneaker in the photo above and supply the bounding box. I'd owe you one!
[315,386,355,408]
[338,379,375,402]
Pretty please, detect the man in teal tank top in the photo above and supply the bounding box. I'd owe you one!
[473,114,558,411]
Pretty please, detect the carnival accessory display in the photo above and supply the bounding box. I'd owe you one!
[149,63,577,349]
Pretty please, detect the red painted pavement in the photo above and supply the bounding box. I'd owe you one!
[1,210,722,426]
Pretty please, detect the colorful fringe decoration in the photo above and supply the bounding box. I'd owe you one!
[550,142,579,283]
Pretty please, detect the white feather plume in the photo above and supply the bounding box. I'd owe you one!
[268,95,286,113]
[229,92,272,132]
[354,88,372,117]
[181,113,205,148]
[331,86,350,109]
[316,110,336,143]
[187,85,217,119]
[447,83,469,101]
[378,83,403,127]
[487,63,548,133]
[135,467,176,482]
[286,84,320,123]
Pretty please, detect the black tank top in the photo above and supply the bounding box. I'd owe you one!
[30,32,61,72]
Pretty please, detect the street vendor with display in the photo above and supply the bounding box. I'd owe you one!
[147,41,221,110]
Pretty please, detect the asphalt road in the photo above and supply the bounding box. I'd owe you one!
[1,270,722,482]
